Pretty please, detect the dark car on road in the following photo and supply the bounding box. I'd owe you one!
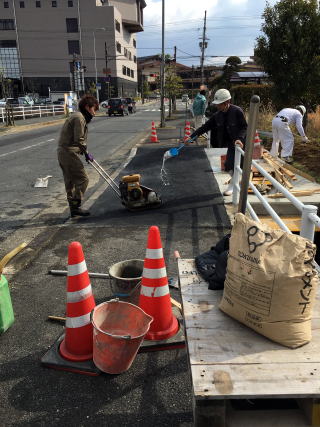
[125,97,136,113]
[107,98,129,116]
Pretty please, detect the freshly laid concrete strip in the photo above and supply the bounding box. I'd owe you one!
[205,148,320,215]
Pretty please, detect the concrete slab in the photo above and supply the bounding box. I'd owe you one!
[205,148,320,215]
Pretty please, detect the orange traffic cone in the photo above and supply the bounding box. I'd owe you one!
[252,130,263,159]
[150,121,159,143]
[139,226,179,340]
[184,121,191,142]
[59,242,96,361]
[253,130,262,145]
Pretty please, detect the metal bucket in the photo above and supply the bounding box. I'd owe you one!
[92,300,153,374]
[109,259,144,305]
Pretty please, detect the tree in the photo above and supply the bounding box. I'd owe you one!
[88,81,97,97]
[0,69,12,99]
[164,65,183,117]
[226,56,242,68]
[254,0,320,108]
[214,56,241,88]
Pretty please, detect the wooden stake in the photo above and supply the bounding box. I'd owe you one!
[48,315,66,323]
[268,189,320,198]
[171,297,182,311]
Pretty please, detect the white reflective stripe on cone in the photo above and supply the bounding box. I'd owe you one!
[141,284,169,297]
[68,260,87,276]
[65,312,91,328]
[143,267,167,279]
[67,284,92,303]
[145,248,163,259]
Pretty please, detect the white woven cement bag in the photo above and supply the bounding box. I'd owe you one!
[219,213,318,348]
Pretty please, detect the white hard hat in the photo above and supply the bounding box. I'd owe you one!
[212,88,231,104]
[296,105,306,116]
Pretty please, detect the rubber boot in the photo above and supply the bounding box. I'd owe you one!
[223,172,234,196]
[69,200,90,217]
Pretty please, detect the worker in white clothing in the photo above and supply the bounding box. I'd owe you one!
[270,105,308,163]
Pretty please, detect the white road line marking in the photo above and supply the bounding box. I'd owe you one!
[0,138,55,158]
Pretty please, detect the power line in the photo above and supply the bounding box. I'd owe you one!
[143,15,262,28]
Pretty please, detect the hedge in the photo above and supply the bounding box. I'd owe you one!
[231,84,275,110]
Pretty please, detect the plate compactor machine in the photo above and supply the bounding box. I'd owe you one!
[88,157,162,211]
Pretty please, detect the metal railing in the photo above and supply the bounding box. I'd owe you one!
[0,104,65,123]
[232,95,320,271]
[233,145,320,242]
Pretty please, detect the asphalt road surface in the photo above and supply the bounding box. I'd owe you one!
[0,103,231,427]
[0,103,164,244]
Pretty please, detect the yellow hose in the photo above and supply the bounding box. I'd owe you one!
[0,242,27,275]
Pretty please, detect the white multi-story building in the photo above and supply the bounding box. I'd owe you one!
[0,0,145,98]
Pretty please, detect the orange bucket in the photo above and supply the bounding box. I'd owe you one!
[92,300,153,374]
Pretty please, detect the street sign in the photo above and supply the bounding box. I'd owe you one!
[103,68,111,74]
[96,83,102,90]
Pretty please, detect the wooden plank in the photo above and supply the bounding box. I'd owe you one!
[258,216,320,232]
[185,326,320,365]
[170,297,182,311]
[191,364,320,399]
[268,189,320,198]
[228,408,310,427]
[262,155,292,188]
[263,153,297,180]
[298,399,320,427]
[278,162,316,182]
[178,258,320,402]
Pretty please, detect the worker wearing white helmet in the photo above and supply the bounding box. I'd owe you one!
[270,105,308,163]
[188,88,247,196]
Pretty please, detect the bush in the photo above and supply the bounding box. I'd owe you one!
[231,84,275,110]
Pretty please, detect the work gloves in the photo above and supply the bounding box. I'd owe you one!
[85,152,94,163]
[186,137,196,144]
[301,136,309,143]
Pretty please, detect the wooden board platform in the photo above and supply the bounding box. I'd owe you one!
[259,216,320,232]
[178,258,320,426]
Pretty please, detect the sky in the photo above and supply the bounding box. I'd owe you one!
[137,0,279,67]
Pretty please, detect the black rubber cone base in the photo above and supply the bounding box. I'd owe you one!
[41,334,101,376]
[139,307,185,353]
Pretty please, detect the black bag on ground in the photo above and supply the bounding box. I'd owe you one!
[195,234,230,290]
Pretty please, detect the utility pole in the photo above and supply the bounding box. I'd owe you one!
[105,42,110,99]
[141,70,145,104]
[172,45,177,112]
[160,0,165,127]
[93,31,99,102]
[200,10,207,85]
[191,65,194,99]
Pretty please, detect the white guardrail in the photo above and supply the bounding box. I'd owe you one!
[233,145,320,270]
[0,105,65,122]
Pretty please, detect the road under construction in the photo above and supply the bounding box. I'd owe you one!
[0,105,320,426]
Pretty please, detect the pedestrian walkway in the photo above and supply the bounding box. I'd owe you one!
[0,112,64,132]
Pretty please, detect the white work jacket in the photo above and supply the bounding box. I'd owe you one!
[275,108,306,137]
